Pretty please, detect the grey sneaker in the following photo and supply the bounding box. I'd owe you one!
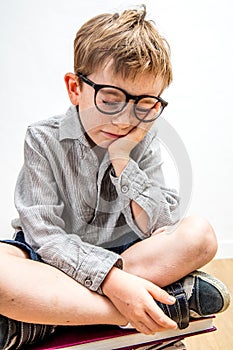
[0,314,56,350]
[186,270,230,317]
[156,270,230,329]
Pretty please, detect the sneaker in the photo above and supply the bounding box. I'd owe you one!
[0,314,56,350]
[184,270,230,317]
[157,270,230,329]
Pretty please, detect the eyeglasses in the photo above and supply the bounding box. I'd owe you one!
[77,73,168,123]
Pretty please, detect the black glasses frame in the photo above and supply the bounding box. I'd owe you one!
[77,73,168,122]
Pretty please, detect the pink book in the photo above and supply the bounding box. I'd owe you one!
[29,317,216,350]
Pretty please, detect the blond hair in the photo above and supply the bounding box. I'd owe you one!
[74,5,172,90]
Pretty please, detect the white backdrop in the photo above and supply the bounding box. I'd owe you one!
[0,0,232,258]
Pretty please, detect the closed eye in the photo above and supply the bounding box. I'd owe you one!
[135,106,151,113]
[102,100,121,105]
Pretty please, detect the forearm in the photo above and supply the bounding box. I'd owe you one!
[0,252,126,326]
[101,265,177,334]
[36,236,122,294]
[110,155,129,177]
[111,159,180,234]
[130,200,149,234]
[111,157,149,233]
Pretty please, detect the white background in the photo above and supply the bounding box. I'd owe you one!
[0,0,232,258]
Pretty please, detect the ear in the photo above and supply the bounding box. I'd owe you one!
[64,73,81,105]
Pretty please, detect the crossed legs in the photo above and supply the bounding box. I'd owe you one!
[122,215,217,287]
[0,215,217,326]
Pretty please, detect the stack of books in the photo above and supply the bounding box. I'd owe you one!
[29,316,215,350]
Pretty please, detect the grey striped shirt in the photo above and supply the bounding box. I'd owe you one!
[12,105,180,292]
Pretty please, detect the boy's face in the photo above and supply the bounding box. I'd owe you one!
[76,63,164,148]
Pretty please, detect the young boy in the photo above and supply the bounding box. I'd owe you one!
[0,5,230,349]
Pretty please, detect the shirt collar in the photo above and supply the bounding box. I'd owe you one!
[59,105,89,146]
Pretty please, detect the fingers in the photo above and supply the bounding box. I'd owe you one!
[131,311,177,335]
[143,101,162,123]
[105,271,179,335]
[147,282,176,305]
[131,319,169,335]
[146,297,178,330]
[136,105,159,129]
[125,304,178,335]
[125,124,150,144]
[132,293,177,334]
[134,118,153,133]
[139,282,178,332]
[127,111,155,142]
[124,285,177,334]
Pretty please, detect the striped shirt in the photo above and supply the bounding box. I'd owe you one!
[12,105,180,292]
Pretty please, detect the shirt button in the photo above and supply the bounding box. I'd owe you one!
[121,185,129,193]
[84,278,93,287]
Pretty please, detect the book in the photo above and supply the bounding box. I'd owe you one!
[29,317,215,350]
[127,339,187,349]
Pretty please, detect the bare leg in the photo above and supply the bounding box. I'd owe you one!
[0,243,126,326]
[122,215,218,287]
[0,215,217,327]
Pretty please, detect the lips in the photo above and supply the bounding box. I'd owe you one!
[101,130,126,139]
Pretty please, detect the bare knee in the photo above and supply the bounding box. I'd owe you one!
[180,215,218,265]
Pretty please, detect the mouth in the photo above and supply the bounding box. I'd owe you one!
[101,130,126,139]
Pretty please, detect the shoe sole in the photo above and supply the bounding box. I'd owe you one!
[190,270,231,313]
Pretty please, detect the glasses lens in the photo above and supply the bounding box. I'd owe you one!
[96,87,126,114]
[135,97,163,122]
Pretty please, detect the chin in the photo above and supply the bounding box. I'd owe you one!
[97,140,113,149]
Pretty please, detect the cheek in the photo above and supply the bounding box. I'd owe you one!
[79,108,112,134]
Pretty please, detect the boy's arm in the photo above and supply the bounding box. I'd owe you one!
[108,124,180,235]
[101,266,178,333]
[109,154,149,234]
[14,127,123,295]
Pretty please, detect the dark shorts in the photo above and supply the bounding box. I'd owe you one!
[0,231,141,262]
[0,231,43,262]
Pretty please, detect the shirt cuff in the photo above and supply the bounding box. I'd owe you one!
[110,159,163,235]
[110,159,148,199]
[72,246,123,294]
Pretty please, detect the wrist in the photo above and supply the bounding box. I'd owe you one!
[111,157,129,177]
[102,267,123,296]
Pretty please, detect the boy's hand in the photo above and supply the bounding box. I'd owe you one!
[102,267,177,334]
[108,111,155,177]
[108,117,153,160]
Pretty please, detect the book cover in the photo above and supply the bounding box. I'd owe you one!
[118,339,187,349]
[29,317,215,350]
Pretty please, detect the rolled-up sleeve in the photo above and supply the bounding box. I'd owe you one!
[110,134,180,237]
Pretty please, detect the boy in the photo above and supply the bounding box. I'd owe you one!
[0,5,230,349]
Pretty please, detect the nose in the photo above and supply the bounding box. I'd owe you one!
[111,103,135,129]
